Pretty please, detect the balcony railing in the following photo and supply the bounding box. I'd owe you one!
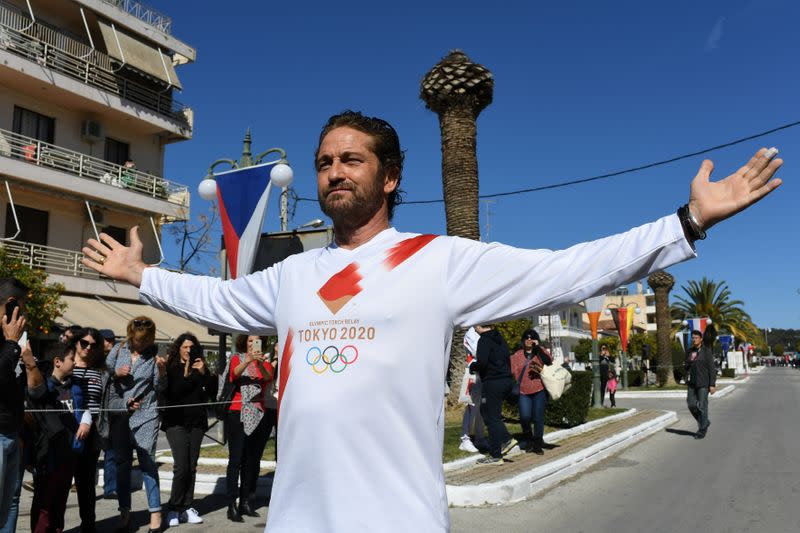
[100,0,172,35]
[2,240,101,280]
[0,19,191,129]
[0,127,189,208]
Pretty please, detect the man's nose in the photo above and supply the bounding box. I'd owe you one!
[328,158,347,181]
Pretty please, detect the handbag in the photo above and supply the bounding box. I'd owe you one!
[540,364,573,400]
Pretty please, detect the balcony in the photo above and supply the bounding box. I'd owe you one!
[2,239,101,280]
[0,17,191,131]
[0,127,189,210]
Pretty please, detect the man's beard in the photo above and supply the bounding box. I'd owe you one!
[318,174,385,230]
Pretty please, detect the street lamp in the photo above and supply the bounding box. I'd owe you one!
[197,129,294,230]
[605,296,640,389]
[584,295,605,407]
[764,327,772,356]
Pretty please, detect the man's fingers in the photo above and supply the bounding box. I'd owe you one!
[748,157,783,190]
[129,226,142,248]
[693,159,714,184]
[743,147,778,180]
[85,238,112,256]
[82,247,107,265]
[747,175,783,205]
[99,231,123,250]
[81,256,104,273]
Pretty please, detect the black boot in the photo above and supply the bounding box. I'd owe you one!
[227,502,244,523]
[239,499,260,517]
[528,437,544,455]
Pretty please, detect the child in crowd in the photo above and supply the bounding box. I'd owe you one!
[27,343,88,533]
[606,370,618,408]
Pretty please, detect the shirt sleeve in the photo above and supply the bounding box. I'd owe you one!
[138,263,283,335]
[446,213,695,327]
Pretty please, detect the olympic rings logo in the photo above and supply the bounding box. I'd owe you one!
[306,345,359,374]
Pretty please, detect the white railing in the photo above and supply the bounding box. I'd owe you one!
[0,127,189,207]
[2,240,100,279]
[101,0,172,35]
[0,16,191,129]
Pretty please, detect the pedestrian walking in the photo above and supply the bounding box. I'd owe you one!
[686,325,717,439]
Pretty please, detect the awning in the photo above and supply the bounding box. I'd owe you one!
[96,19,182,89]
[60,294,217,345]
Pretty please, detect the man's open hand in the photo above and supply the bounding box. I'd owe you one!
[689,147,783,231]
[82,227,147,287]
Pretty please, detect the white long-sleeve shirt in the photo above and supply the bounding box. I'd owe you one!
[140,213,694,532]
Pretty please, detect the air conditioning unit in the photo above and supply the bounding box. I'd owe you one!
[80,120,103,143]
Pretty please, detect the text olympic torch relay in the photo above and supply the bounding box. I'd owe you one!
[83,110,783,532]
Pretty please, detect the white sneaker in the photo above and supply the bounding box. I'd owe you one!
[459,435,479,453]
[184,508,203,524]
[167,511,181,527]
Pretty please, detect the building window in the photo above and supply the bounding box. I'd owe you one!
[104,138,130,165]
[104,225,127,246]
[5,204,48,245]
[12,106,55,144]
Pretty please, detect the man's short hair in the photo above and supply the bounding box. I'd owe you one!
[691,330,703,337]
[46,342,73,363]
[315,110,405,220]
[0,278,28,301]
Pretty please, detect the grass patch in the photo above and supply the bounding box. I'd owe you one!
[167,407,624,464]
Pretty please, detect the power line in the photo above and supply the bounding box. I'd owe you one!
[295,119,798,205]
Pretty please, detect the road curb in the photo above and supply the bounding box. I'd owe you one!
[616,384,734,399]
[444,408,639,473]
[445,410,677,507]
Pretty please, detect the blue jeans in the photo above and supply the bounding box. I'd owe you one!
[103,447,117,496]
[518,390,547,440]
[111,416,161,513]
[0,432,21,533]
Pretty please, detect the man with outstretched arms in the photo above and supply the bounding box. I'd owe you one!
[83,111,782,532]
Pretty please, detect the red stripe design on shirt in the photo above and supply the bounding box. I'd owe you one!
[317,262,363,314]
[383,234,437,270]
[277,328,294,421]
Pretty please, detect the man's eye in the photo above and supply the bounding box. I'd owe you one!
[317,161,330,171]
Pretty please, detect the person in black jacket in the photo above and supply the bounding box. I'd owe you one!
[685,326,717,439]
[469,325,517,465]
[163,333,218,527]
[0,277,44,532]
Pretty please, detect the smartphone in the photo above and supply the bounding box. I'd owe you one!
[252,339,262,354]
[5,299,19,322]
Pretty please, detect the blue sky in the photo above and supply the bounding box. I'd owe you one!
[154,0,798,329]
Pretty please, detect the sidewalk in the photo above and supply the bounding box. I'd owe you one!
[445,409,675,506]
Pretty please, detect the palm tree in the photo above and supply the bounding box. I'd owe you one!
[421,50,493,405]
[648,271,677,386]
[672,277,754,340]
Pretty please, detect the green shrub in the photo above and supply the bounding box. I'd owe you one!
[672,340,687,383]
[721,368,735,378]
[626,369,644,387]
[544,371,592,428]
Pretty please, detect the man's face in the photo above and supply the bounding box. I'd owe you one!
[56,352,76,375]
[103,338,114,354]
[601,347,609,357]
[316,127,398,227]
[692,333,702,347]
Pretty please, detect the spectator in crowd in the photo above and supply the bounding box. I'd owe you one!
[121,160,137,189]
[163,333,217,527]
[59,325,82,345]
[105,316,166,532]
[27,342,84,533]
[469,325,516,465]
[224,335,274,522]
[97,329,118,500]
[510,329,553,455]
[69,328,106,533]
[599,345,612,406]
[0,278,43,533]
[607,370,618,408]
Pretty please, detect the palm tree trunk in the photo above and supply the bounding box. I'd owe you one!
[649,271,677,386]
[438,107,480,240]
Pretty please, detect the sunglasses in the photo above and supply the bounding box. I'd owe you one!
[133,319,154,329]
[78,339,96,349]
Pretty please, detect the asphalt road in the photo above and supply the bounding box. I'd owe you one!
[15,368,798,532]
[450,367,800,533]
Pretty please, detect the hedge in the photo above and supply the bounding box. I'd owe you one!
[544,370,593,428]
[721,368,735,378]
[626,369,644,387]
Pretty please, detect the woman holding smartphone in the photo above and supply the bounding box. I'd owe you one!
[224,334,274,522]
[105,316,167,532]
[162,333,217,527]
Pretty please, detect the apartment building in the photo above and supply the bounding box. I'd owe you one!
[0,0,213,343]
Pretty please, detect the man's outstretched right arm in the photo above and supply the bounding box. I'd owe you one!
[82,227,281,334]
